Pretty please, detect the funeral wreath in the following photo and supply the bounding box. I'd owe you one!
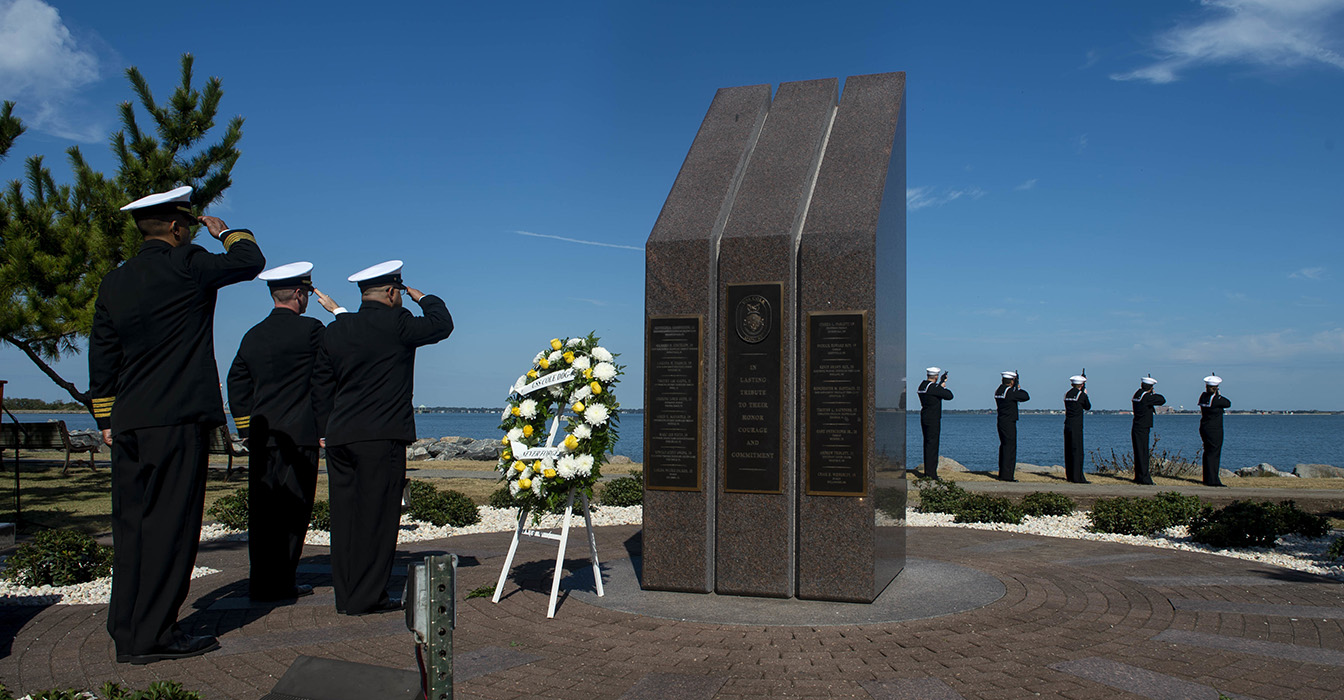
[496,333,623,516]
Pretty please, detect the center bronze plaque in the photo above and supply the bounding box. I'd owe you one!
[645,315,703,491]
[806,312,867,496]
[724,283,782,493]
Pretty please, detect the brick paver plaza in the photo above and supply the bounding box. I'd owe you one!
[3,522,1342,699]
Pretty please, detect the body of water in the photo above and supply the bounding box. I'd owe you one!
[12,411,1340,472]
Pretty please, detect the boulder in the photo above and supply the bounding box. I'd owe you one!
[1294,463,1344,479]
[609,455,632,465]
[407,445,430,461]
[916,456,967,474]
[440,435,474,445]
[432,444,467,460]
[1022,463,1064,475]
[1219,469,1239,482]
[410,437,437,450]
[1235,463,1289,478]
[460,440,503,461]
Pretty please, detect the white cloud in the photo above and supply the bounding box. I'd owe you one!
[1112,0,1344,84]
[1073,134,1089,154]
[1157,327,1344,363]
[514,230,643,251]
[906,186,986,211]
[1289,266,1325,279]
[0,0,102,140]
[1014,178,1038,191]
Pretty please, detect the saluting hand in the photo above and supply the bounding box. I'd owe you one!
[404,286,426,303]
[314,288,341,313]
[197,215,229,239]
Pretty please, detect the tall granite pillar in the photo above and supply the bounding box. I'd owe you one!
[642,85,772,593]
[796,72,907,602]
[716,79,838,598]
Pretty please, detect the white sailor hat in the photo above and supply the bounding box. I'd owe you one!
[1203,375,1222,386]
[926,367,941,375]
[1001,371,1017,379]
[349,260,405,290]
[258,261,314,289]
[120,185,197,222]
[1141,376,1157,386]
[1070,375,1086,384]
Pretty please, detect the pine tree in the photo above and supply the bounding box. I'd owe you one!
[0,54,244,410]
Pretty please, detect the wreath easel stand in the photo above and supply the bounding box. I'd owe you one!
[491,404,605,618]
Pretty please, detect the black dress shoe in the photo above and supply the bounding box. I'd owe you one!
[346,598,402,616]
[116,635,220,665]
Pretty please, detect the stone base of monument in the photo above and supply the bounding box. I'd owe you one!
[569,555,1001,626]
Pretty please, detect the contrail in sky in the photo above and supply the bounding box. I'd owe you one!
[515,230,644,251]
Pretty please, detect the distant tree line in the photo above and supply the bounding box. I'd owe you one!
[3,397,86,411]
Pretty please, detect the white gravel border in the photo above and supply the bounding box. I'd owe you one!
[6,504,1339,605]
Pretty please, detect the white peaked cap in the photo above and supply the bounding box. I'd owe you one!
[1141,377,1157,385]
[1070,375,1086,384]
[258,261,314,281]
[1001,371,1017,379]
[926,367,941,375]
[120,185,192,211]
[1204,375,1222,386]
[348,259,404,286]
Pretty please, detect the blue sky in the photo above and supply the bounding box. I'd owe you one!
[1,0,1341,410]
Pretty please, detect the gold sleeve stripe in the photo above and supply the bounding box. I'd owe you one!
[92,397,116,405]
[222,231,257,251]
[234,416,251,428]
[93,407,113,418]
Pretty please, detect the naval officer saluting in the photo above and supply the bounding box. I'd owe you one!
[1131,376,1166,485]
[1198,375,1231,487]
[917,367,953,479]
[228,262,344,602]
[994,371,1029,481]
[313,260,453,615]
[1062,374,1091,484]
[89,186,264,663]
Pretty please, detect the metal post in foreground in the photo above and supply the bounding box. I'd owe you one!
[406,553,457,700]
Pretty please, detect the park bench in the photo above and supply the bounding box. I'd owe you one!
[208,425,249,481]
[0,420,101,475]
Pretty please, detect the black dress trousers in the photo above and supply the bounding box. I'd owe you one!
[107,423,210,655]
[1063,420,1086,483]
[921,415,941,479]
[325,440,406,613]
[247,417,319,600]
[1132,426,1153,485]
[1200,423,1224,486]
[997,418,1017,480]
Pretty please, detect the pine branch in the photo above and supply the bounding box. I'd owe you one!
[0,333,91,410]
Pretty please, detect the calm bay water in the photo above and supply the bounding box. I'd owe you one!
[17,411,1341,473]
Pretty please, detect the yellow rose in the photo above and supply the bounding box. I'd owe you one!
[519,478,532,489]
[563,351,575,364]
[539,358,550,369]
[583,368,593,379]
[500,436,509,445]
[550,338,562,350]
[527,370,537,379]
[502,450,512,460]
[572,401,585,413]
[590,381,602,395]
[523,425,533,437]
[543,468,557,479]
[511,406,521,416]
[533,460,543,470]
[564,434,579,450]
[513,461,525,472]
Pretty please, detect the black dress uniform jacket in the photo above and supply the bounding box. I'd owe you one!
[1063,386,1091,483]
[1199,390,1232,486]
[1131,388,1167,485]
[917,380,953,478]
[995,383,1030,480]
[314,295,454,444]
[227,308,328,447]
[90,235,265,432]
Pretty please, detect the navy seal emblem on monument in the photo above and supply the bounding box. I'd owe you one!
[735,294,772,344]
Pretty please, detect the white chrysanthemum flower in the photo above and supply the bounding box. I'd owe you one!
[573,424,592,440]
[572,356,591,371]
[514,375,528,393]
[592,346,613,362]
[548,350,562,363]
[539,457,555,472]
[571,386,592,403]
[557,455,578,479]
[520,467,533,480]
[594,362,617,382]
[566,337,583,347]
[584,403,610,426]
[549,386,563,398]
[509,481,521,496]
[519,399,539,419]
[575,454,594,477]
[535,350,547,363]
[531,479,543,496]
[507,428,524,443]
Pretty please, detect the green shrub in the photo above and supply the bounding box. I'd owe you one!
[1019,492,1075,517]
[1327,536,1344,561]
[207,487,249,530]
[309,500,331,531]
[1152,491,1207,527]
[2,530,113,587]
[599,476,643,506]
[407,485,481,527]
[953,494,1023,524]
[21,690,88,700]
[1190,499,1331,549]
[488,487,519,509]
[102,681,203,699]
[874,486,906,519]
[915,478,969,514]
[1088,497,1172,536]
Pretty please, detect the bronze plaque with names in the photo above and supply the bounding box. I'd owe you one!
[724,283,783,494]
[645,315,703,491]
[805,312,867,496]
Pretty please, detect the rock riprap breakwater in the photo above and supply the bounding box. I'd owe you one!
[405,435,635,463]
